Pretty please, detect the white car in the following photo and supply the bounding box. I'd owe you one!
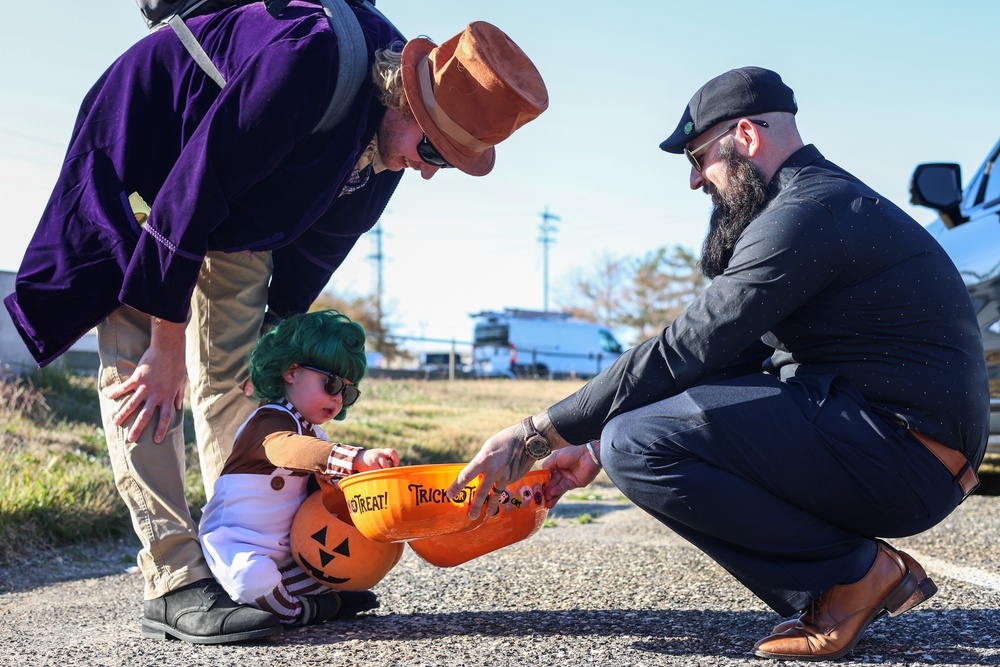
[910,137,1000,453]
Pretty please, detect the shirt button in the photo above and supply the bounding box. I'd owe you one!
[270,477,285,491]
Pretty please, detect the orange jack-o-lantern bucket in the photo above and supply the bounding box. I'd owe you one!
[408,469,551,567]
[335,463,488,542]
[290,477,404,591]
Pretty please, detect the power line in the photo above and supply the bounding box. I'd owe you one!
[0,125,66,149]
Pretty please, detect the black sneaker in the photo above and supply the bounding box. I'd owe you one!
[338,590,379,617]
[141,578,281,644]
[298,593,341,626]
[299,590,379,626]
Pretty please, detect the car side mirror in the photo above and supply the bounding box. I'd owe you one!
[909,162,965,228]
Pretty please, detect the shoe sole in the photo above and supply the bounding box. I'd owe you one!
[140,619,282,645]
[754,570,919,662]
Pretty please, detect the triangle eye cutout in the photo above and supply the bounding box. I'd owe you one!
[320,550,335,567]
[332,538,350,557]
[310,527,328,545]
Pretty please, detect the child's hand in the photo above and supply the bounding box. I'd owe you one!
[355,448,399,473]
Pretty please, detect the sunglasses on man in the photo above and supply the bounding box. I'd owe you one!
[298,364,361,407]
[684,119,769,172]
[417,134,454,169]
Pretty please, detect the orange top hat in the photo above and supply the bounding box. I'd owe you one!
[401,21,548,176]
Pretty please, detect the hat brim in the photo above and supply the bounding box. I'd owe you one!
[401,38,496,177]
[659,134,688,154]
[659,108,694,154]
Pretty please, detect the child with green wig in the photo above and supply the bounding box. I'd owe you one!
[199,310,398,627]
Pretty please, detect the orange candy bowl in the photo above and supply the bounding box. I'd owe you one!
[408,469,551,567]
[336,463,488,543]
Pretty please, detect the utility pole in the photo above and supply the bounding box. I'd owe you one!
[368,222,384,345]
[538,206,560,312]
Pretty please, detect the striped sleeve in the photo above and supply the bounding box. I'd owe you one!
[325,443,363,478]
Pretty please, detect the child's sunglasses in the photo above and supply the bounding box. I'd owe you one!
[298,365,361,406]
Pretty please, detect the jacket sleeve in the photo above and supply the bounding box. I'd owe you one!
[548,199,845,444]
[119,28,341,322]
[262,431,361,476]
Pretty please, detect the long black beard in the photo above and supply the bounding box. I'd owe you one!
[699,141,771,279]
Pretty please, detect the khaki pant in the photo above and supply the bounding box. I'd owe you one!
[97,251,272,599]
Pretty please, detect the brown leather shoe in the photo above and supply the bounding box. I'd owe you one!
[878,543,937,617]
[768,545,937,636]
[754,543,918,661]
[768,617,802,636]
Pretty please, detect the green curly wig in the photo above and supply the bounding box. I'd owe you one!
[248,310,368,420]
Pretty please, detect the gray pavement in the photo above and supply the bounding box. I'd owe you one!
[1,488,999,666]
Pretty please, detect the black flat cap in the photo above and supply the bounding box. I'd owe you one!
[659,66,797,153]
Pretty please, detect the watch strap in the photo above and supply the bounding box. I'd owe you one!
[521,416,539,441]
[521,416,551,459]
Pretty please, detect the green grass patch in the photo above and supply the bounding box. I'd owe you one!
[0,371,130,562]
[0,450,131,561]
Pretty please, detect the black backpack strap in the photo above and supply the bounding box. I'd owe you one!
[313,0,368,133]
[264,0,291,15]
[168,0,374,134]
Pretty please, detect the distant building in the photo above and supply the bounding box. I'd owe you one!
[0,270,99,375]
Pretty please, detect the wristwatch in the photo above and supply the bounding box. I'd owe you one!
[521,416,552,459]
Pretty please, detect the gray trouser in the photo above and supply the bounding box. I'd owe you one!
[97,250,271,599]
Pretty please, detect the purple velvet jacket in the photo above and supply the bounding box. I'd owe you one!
[5,2,403,367]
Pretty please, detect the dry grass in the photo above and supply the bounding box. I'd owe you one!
[335,379,586,463]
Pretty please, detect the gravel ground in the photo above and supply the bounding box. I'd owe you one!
[2,485,999,667]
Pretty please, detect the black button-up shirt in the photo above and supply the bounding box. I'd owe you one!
[549,145,989,463]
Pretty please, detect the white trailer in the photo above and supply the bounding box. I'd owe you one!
[471,309,623,379]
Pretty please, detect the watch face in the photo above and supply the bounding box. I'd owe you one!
[525,435,551,459]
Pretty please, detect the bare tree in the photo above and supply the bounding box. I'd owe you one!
[310,291,404,363]
[560,251,628,325]
[623,246,707,341]
[562,245,707,345]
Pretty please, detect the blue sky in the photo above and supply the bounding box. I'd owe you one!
[2,1,998,351]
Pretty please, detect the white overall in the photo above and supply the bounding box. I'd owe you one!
[199,404,328,604]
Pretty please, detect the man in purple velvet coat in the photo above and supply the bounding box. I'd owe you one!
[5,2,547,643]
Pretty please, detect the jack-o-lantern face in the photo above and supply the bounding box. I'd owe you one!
[299,526,352,585]
[291,479,404,591]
